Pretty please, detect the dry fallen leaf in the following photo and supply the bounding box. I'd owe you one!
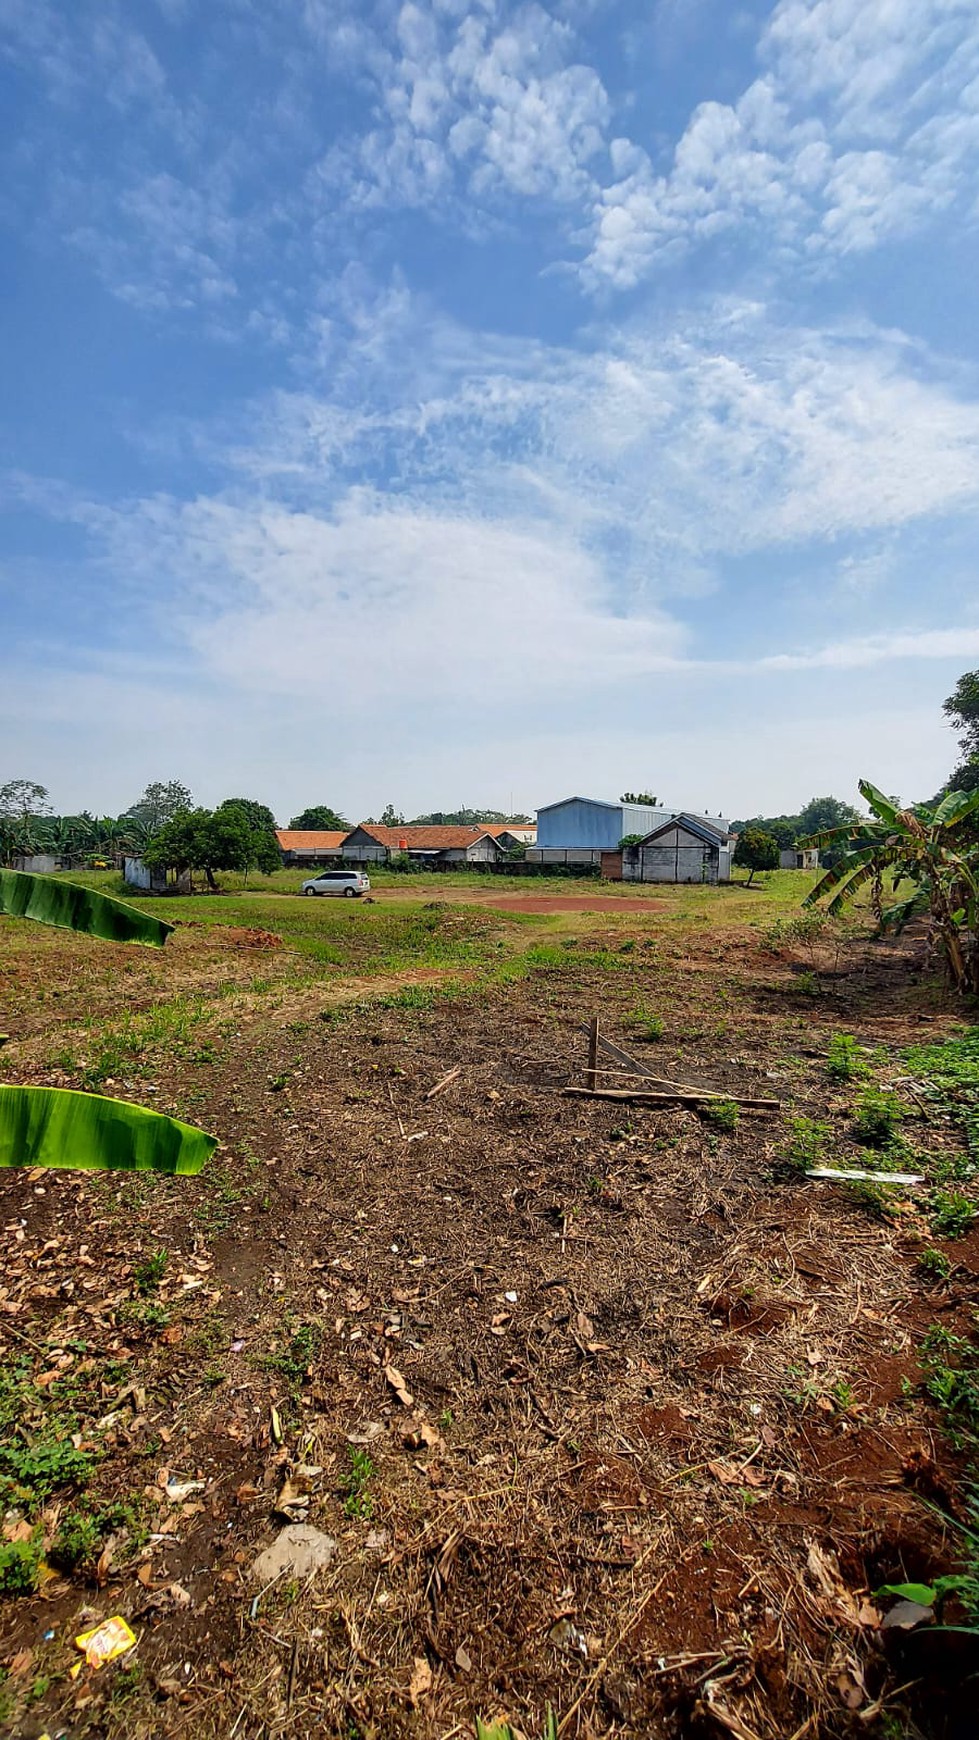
[385,1365,414,1407]
[408,1656,433,1706]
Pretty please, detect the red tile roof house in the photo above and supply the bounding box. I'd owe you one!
[275,830,348,866]
[339,825,504,867]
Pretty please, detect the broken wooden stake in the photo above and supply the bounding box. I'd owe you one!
[585,1015,600,1092]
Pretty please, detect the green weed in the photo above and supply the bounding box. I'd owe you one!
[700,1098,739,1132]
[133,1248,169,1294]
[261,1321,323,1393]
[827,1033,868,1082]
[782,1116,831,1173]
[342,1447,375,1520]
[918,1247,953,1280]
[851,1087,903,1148]
[930,1191,977,1240]
[0,1537,42,1597]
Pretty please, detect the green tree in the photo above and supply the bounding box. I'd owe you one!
[732,814,799,851]
[0,780,53,864]
[289,804,348,830]
[621,792,657,806]
[218,797,277,833]
[944,670,979,761]
[803,780,979,994]
[144,807,279,890]
[797,796,862,837]
[733,827,779,885]
[379,804,404,827]
[123,780,193,832]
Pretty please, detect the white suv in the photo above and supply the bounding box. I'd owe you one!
[301,870,371,898]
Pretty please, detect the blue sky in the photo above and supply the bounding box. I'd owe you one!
[2,0,979,823]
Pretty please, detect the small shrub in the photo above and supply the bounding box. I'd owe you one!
[931,1191,977,1240]
[851,1087,903,1149]
[0,1537,42,1597]
[700,1098,739,1132]
[918,1247,952,1280]
[783,1116,831,1173]
[827,1033,868,1082]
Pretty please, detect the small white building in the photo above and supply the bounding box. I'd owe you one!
[780,846,820,870]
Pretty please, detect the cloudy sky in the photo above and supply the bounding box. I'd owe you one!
[2,0,978,823]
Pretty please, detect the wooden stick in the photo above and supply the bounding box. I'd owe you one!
[564,1086,780,1110]
[585,1014,600,1091]
[577,1023,719,1094]
[424,1065,461,1100]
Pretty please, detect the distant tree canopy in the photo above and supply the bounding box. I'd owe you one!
[933,669,979,801]
[122,780,193,832]
[219,797,277,834]
[731,797,862,864]
[289,804,348,831]
[144,805,280,888]
[408,808,532,826]
[620,792,657,806]
[379,804,404,827]
[0,779,51,821]
[732,827,779,884]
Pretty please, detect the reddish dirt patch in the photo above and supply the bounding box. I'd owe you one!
[480,894,667,912]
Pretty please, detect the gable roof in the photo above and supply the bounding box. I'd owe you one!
[347,824,499,849]
[480,822,536,837]
[275,830,347,851]
[638,814,729,850]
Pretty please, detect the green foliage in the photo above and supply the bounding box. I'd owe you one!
[944,670,979,762]
[219,797,277,834]
[379,804,404,826]
[0,1433,94,1505]
[701,1098,739,1132]
[0,1537,42,1597]
[804,779,979,993]
[0,1086,217,1176]
[144,804,280,886]
[0,869,172,946]
[918,1247,953,1280]
[289,804,348,830]
[134,1248,169,1294]
[620,791,657,805]
[904,1027,979,1171]
[733,827,779,883]
[851,1086,903,1148]
[122,779,193,832]
[342,1448,375,1519]
[930,1191,977,1240]
[920,1324,979,1446]
[409,808,531,824]
[262,1321,323,1392]
[827,1033,868,1082]
[783,1116,831,1172]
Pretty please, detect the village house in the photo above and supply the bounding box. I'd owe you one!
[339,825,504,868]
[622,814,732,884]
[275,829,347,867]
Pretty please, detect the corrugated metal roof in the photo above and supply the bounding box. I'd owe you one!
[639,814,728,849]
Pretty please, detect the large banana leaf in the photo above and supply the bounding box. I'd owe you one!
[932,788,979,829]
[0,1085,216,1175]
[859,779,900,825]
[0,869,172,948]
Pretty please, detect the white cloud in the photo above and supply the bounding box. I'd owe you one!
[582,0,979,287]
[315,0,612,215]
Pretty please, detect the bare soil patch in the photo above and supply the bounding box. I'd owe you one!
[0,906,976,1739]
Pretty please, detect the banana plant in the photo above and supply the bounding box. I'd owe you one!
[0,869,215,1175]
[802,781,979,994]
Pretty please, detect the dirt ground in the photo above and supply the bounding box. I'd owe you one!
[1,893,978,1740]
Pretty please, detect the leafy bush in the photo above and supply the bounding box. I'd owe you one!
[827,1033,868,1082]
[930,1191,977,1240]
[0,1538,41,1597]
[700,1098,739,1132]
[783,1117,831,1172]
[851,1087,903,1149]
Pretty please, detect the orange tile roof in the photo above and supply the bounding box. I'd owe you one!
[480,822,536,837]
[350,825,497,849]
[275,830,347,851]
